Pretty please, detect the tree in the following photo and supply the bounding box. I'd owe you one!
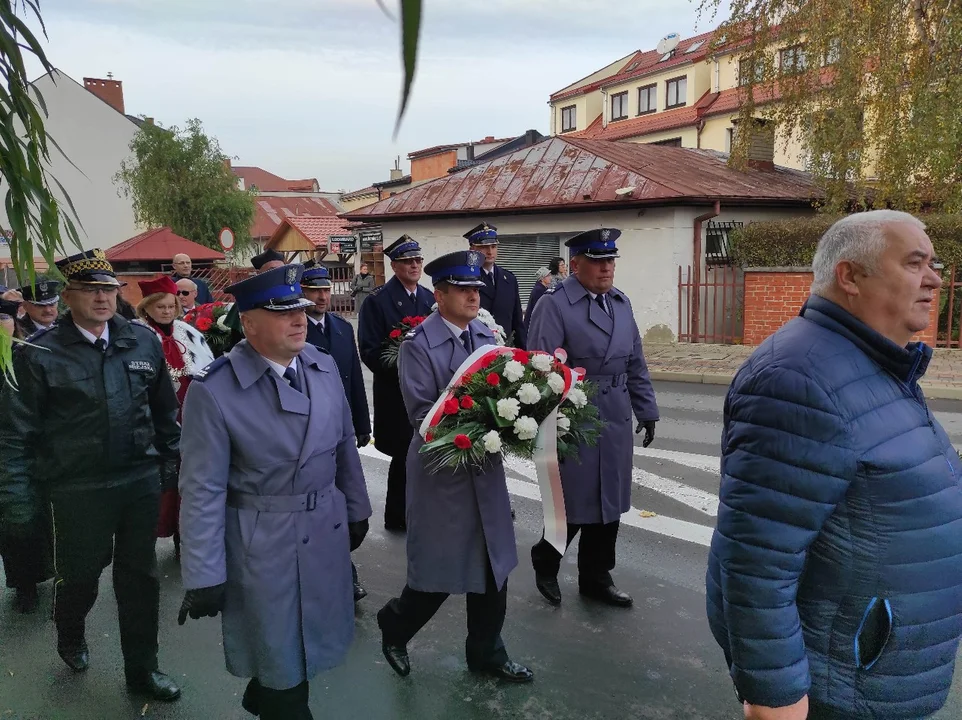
[116,118,256,253]
[697,0,962,212]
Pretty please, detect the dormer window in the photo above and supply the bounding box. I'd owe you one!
[666,76,687,109]
[611,91,629,121]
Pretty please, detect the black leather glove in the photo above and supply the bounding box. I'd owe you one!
[636,420,657,448]
[348,518,369,552]
[160,458,179,492]
[356,433,371,449]
[177,584,226,625]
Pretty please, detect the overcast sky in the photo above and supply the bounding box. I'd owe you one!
[29,0,730,191]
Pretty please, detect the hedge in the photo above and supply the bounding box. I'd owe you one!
[728,214,962,268]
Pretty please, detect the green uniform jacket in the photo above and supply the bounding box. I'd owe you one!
[0,313,180,528]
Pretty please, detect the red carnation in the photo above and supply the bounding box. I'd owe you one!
[460,395,475,410]
[512,349,530,364]
[390,329,402,339]
[462,373,475,384]
[425,432,434,443]
[196,318,213,332]
[443,397,460,415]
[482,354,497,368]
[413,316,426,324]
[402,316,415,325]
[486,372,500,386]
[454,434,472,449]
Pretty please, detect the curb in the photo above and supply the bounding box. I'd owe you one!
[650,370,962,401]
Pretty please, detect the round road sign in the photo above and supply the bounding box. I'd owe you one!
[219,227,235,252]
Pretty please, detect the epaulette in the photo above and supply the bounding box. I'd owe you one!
[370,284,386,296]
[21,325,56,346]
[544,286,557,295]
[193,355,229,382]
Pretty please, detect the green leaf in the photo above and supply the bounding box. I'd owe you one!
[485,396,514,428]
[394,0,422,139]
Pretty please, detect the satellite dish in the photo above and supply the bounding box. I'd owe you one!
[656,33,680,55]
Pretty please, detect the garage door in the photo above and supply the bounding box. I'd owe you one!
[495,233,572,305]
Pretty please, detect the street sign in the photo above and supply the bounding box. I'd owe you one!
[329,235,357,253]
[218,227,235,252]
[359,230,382,251]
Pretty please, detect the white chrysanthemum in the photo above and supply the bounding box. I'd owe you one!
[566,387,588,409]
[496,398,521,421]
[513,416,539,441]
[556,414,571,433]
[517,383,541,405]
[530,353,553,372]
[546,372,565,394]
[483,430,502,453]
[502,360,525,382]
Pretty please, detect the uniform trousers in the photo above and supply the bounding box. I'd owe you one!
[384,455,407,527]
[50,475,160,680]
[243,678,313,720]
[0,507,53,589]
[530,520,621,588]
[377,567,509,670]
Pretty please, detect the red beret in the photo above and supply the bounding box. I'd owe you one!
[138,275,178,298]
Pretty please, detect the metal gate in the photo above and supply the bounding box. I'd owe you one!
[938,265,962,348]
[677,221,744,344]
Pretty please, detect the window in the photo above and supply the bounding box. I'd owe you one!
[725,127,734,153]
[779,45,807,73]
[650,137,682,147]
[685,40,705,54]
[823,38,841,65]
[665,76,687,108]
[637,84,656,115]
[658,52,673,62]
[738,57,765,86]
[561,105,576,133]
[611,91,629,121]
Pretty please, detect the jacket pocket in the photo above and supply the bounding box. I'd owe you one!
[855,597,893,670]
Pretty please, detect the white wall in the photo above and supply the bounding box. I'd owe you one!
[0,70,140,259]
[377,204,815,341]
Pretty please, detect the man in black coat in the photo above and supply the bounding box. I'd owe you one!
[357,236,434,531]
[15,277,61,337]
[301,260,372,601]
[465,223,526,349]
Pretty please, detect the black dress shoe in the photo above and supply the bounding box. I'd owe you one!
[474,660,534,684]
[579,584,633,607]
[535,573,562,606]
[381,641,410,677]
[384,519,407,532]
[57,639,89,672]
[353,580,368,602]
[14,585,39,614]
[242,678,260,716]
[126,670,182,702]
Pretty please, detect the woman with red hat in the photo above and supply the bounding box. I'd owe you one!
[136,276,214,559]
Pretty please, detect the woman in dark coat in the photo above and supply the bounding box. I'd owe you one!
[0,292,54,613]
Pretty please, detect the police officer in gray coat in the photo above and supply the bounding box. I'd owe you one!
[176,264,373,720]
[376,250,534,684]
[528,229,659,608]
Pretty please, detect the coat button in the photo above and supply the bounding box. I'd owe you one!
[331,450,336,456]
[334,523,342,529]
[602,388,608,395]
[302,536,309,544]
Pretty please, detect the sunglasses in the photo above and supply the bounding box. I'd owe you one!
[177,290,193,296]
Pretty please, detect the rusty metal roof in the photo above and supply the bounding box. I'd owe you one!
[342,137,822,221]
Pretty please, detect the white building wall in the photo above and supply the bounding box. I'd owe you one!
[0,70,140,259]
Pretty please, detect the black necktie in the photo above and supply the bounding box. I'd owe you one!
[283,366,302,394]
[483,271,494,289]
[596,294,610,316]
[459,330,472,352]
[94,338,106,352]
[409,292,417,304]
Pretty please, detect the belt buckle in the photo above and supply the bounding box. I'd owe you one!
[306,490,317,512]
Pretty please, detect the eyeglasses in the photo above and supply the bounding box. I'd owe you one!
[0,313,12,322]
[177,290,193,296]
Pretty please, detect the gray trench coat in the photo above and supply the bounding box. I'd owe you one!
[527,276,658,525]
[178,341,372,690]
[398,312,518,594]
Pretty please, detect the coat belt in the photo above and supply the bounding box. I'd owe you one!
[226,488,328,513]
[585,372,628,387]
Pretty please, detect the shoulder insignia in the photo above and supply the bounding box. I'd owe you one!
[193,355,230,382]
[23,325,56,344]
[544,286,557,295]
[370,284,386,296]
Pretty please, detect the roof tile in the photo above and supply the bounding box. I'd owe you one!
[105,227,225,262]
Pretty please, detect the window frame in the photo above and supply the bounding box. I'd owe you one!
[560,105,577,133]
[738,57,765,86]
[665,76,688,109]
[779,44,808,73]
[610,91,629,121]
[637,83,657,115]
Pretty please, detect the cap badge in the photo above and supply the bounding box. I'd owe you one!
[285,266,297,285]
[601,229,611,241]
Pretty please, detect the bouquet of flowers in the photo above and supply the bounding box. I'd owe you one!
[418,346,604,473]
[476,308,507,345]
[183,302,236,357]
[380,315,427,367]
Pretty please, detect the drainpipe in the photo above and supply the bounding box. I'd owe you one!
[691,200,721,342]
[696,119,706,149]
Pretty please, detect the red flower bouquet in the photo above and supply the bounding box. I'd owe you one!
[380,315,427,368]
[183,302,235,356]
[417,346,603,473]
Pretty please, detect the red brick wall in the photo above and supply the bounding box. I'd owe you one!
[743,269,939,346]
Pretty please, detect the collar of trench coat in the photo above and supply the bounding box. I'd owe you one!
[419,311,495,373]
[227,340,330,414]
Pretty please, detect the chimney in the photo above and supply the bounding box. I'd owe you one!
[483,136,494,142]
[389,155,403,181]
[732,118,775,171]
[83,76,125,114]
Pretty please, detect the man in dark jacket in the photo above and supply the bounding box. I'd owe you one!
[0,249,182,702]
[301,260,372,602]
[357,236,434,531]
[706,210,962,720]
[16,277,60,337]
[170,253,213,304]
[465,224,526,349]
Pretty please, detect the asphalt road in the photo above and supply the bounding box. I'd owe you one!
[2,381,962,719]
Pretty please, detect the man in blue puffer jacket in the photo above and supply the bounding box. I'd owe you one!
[707,210,962,720]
